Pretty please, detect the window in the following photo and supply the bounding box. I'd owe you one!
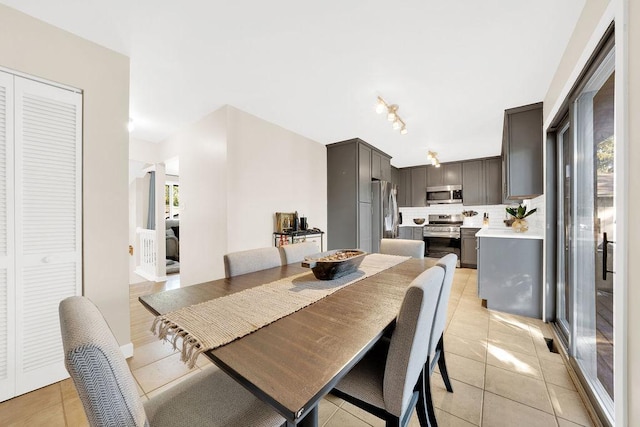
[165,183,179,219]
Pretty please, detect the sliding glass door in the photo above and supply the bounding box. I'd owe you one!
[556,39,615,422]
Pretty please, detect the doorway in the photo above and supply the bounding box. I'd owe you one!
[554,34,615,423]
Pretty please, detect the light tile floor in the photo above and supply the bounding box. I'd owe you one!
[0,269,595,426]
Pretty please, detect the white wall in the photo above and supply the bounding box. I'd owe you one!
[0,5,131,345]
[163,105,327,286]
[226,106,327,252]
[174,107,229,285]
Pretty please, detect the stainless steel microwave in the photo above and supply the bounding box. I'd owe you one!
[426,185,463,205]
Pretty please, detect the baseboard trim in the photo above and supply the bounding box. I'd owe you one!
[121,343,134,359]
[134,268,167,283]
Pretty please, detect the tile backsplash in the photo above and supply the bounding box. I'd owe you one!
[400,196,545,232]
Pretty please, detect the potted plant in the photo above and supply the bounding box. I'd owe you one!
[505,204,537,233]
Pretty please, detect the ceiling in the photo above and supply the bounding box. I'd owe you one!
[1,0,585,167]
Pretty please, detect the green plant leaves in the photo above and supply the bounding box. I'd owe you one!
[505,204,536,219]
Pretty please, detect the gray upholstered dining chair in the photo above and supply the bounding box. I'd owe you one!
[59,296,286,427]
[223,247,282,278]
[423,253,458,426]
[380,238,425,259]
[331,265,445,427]
[279,241,319,264]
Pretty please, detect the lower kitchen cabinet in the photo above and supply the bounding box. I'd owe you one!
[460,227,480,268]
[398,226,412,240]
[398,226,423,241]
[477,235,543,318]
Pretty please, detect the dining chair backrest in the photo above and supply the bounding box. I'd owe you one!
[380,238,425,259]
[429,254,458,356]
[383,265,445,417]
[59,296,148,427]
[223,247,282,278]
[279,241,319,265]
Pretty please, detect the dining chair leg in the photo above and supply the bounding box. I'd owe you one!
[415,370,430,427]
[385,419,401,427]
[436,335,453,393]
[425,357,438,427]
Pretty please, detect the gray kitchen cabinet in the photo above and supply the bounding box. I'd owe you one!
[427,162,462,187]
[412,227,424,241]
[327,138,392,251]
[370,148,392,182]
[381,156,391,182]
[462,157,502,206]
[359,144,372,203]
[398,226,423,241]
[359,202,372,252]
[462,161,484,206]
[391,166,400,187]
[485,157,502,205]
[397,168,411,207]
[478,236,542,318]
[398,227,412,239]
[502,102,543,199]
[460,228,480,268]
[410,167,427,206]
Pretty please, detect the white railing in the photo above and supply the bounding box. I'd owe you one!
[136,228,157,280]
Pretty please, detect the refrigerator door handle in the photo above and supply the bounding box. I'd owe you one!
[390,186,399,238]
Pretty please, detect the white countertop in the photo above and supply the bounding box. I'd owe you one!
[460,224,483,229]
[475,227,544,240]
[399,224,424,227]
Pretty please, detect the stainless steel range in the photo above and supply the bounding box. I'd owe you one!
[423,214,463,258]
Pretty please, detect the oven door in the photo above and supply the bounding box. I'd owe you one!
[424,236,461,259]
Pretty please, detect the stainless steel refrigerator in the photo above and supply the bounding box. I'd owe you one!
[372,181,399,253]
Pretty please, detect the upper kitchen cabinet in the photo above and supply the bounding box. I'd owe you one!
[397,168,411,207]
[426,162,462,187]
[327,138,392,250]
[462,157,502,206]
[502,102,543,199]
[372,150,392,182]
[410,166,427,206]
[391,166,399,186]
[358,144,372,202]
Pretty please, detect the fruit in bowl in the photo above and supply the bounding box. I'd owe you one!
[413,218,425,225]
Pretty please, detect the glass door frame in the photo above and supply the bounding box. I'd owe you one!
[547,26,616,426]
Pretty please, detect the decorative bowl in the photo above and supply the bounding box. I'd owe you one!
[302,249,366,280]
[413,218,426,225]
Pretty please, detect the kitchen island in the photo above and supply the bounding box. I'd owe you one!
[476,227,543,319]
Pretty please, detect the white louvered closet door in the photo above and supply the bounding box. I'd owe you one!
[0,71,16,402]
[14,76,82,395]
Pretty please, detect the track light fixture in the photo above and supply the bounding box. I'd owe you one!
[375,96,407,134]
[427,150,440,168]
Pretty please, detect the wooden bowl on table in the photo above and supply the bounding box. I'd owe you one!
[302,249,366,280]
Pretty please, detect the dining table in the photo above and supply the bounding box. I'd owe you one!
[139,256,435,426]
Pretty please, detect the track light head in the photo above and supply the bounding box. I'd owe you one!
[375,96,406,134]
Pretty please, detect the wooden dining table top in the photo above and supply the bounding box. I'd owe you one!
[139,257,434,425]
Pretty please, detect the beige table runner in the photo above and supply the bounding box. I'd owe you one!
[152,253,410,367]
